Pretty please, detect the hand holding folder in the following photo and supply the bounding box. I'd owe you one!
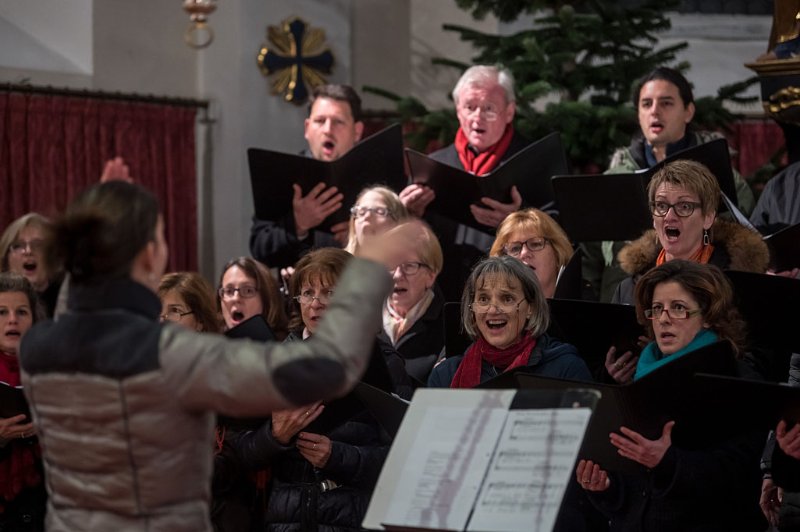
[248,124,406,233]
[406,132,567,231]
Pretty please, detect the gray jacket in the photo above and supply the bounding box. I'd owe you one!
[20,258,390,532]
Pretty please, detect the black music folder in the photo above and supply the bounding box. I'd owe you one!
[552,171,653,242]
[304,342,396,435]
[352,382,409,438]
[764,222,800,271]
[553,138,739,242]
[547,298,645,379]
[0,382,29,419]
[406,132,567,230]
[552,248,584,300]
[363,387,599,532]
[224,315,276,342]
[692,373,800,429]
[248,124,407,232]
[483,341,740,474]
[725,270,800,382]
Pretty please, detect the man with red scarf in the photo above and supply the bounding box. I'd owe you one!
[400,65,529,301]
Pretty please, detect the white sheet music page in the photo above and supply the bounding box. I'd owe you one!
[466,407,592,532]
[363,389,515,531]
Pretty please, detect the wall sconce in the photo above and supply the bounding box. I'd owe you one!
[183,0,217,49]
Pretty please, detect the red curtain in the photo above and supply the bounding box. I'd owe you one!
[0,92,198,271]
[727,119,787,178]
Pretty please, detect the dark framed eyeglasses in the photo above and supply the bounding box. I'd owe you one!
[160,308,194,322]
[350,206,391,219]
[644,304,702,320]
[502,237,548,257]
[218,285,258,300]
[390,262,430,276]
[650,201,702,217]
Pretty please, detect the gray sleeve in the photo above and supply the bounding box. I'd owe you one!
[159,258,392,416]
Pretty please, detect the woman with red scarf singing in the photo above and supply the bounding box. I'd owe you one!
[427,256,591,388]
[0,273,45,531]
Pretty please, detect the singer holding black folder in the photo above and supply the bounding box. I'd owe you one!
[233,247,411,532]
[0,273,45,531]
[18,181,418,532]
[400,65,530,301]
[577,261,767,531]
[250,85,364,269]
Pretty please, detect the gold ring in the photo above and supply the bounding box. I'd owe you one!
[614,362,622,370]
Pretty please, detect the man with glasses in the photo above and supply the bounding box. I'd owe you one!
[250,84,365,269]
[400,65,530,301]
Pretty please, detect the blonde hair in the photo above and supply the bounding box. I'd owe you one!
[490,208,573,270]
[0,213,52,271]
[344,186,409,255]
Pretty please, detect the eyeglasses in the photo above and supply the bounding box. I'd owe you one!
[218,285,258,300]
[458,103,502,121]
[650,201,702,217]
[470,298,524,315]
[644,304,702,320]
[160,308,194,322]
[350,206,391,219]
[390,262,430,276]
[294,289,334,306]
[9,239,45,254]
[503,238,548,257]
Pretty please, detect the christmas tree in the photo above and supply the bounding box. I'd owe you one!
[367,0,756,171]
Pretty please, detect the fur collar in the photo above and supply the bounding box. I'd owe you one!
[617,218,769,276]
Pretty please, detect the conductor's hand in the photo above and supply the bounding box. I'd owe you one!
[576,459,610,492]
[100,157,133,183]
[293,183,343,238]
[358,220,428,272]
[470,186,522,228]
[776,419,800,460]
[605,346,638,384]
[297,432,332,468]
[760,477,782,527]
[0,414,35,443]
[399,184,435,218]
[611,420,674,469]
[271,402,324,445]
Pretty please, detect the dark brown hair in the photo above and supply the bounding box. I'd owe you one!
[218,257,288,340]
[308,84,362,122]
[49,182,160,285]
[159,272,222,333]
[288,248,352,333]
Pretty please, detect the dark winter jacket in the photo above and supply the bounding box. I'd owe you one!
[427,333,592,387]
[611,219,769,305]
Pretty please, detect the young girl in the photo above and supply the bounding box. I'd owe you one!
[0,273,45,531]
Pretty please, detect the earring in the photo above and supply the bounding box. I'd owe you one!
[703,229,710,246]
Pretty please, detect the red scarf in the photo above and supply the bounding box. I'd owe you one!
[0,351,41,509]
[455,124,514,176]
[450,332,537,389]
[655,243,715,267]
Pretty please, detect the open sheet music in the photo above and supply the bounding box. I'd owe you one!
[363,388,597,532]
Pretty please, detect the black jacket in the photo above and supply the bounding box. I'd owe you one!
[379,285,446,385]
